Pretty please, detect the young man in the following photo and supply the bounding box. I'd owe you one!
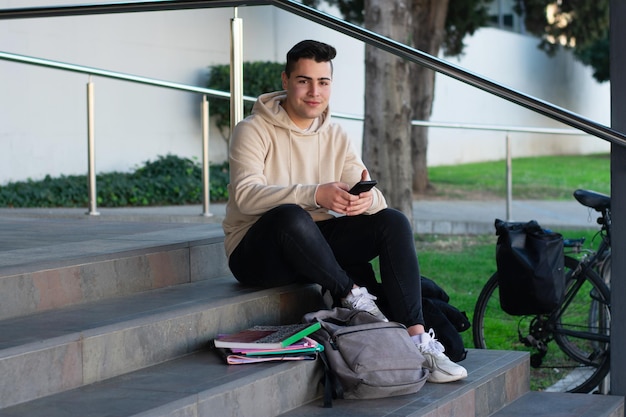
[222,40,467,383]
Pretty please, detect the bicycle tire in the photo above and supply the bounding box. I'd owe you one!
[472,255,610,393]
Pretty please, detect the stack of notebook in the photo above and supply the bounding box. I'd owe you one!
[213,322,323,365]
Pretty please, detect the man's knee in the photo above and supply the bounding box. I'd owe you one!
[377,208,412,230]
[265,204,315,234]
[266,204,308,220]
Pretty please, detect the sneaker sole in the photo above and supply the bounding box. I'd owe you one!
[427,369,468,384]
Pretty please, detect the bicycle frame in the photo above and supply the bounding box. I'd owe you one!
[551,261,610,345]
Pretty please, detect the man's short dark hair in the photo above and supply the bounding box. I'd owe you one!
[285,40,337,77]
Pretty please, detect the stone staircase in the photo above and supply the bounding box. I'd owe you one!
[0,216,623,416]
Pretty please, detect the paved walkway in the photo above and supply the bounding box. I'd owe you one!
[0,199,600,254]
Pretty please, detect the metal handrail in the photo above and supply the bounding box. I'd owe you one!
[0,50,257,216]
[409,119,591,221]
[2,46,591,139]
[5,51,588,138]
[410,120,588,135]
[1,0,625,147]
[339,114,592,220]
[0,51,257,101]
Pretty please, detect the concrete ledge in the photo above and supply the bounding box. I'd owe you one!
[0,225,229,321]
[0,221,225,274]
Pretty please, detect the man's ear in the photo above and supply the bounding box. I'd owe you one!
[281,71,288,90]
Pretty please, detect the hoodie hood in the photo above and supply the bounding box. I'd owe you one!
[250,90,331,187]
[252,90,331,134]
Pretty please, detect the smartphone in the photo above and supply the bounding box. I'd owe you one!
[348,180,377,195]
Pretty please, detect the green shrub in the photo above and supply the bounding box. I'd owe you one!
[0,154,230,208]
[206,61,285,137]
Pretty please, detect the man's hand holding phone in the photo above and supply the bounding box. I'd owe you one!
[348,180,377,195]
[343,178,376,216]
[314,174,376,215]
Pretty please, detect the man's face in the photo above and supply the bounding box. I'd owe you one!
[281,58,332,129]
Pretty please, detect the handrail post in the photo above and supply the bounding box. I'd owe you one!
[505,132,512,221]
[86,76,99,216]
[230,7,244,131]
[201,95,213,217]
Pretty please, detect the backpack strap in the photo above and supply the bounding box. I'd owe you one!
[304,309,354,407]
[318,350,333,408]
[318,349,345,407]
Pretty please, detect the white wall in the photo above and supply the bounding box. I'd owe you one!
[428,27,610,166]
[0,2,610,184]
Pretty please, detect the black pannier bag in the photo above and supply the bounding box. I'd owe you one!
[494,219,565,315]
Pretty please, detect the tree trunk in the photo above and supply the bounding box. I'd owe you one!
[410,0,450,194]
[363,0,414,221]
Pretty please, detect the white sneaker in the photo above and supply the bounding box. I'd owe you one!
[417,329,468,383]
[341,286,389,322]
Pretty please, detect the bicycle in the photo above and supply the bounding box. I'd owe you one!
[472,189,611,394]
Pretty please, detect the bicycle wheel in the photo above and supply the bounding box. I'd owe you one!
[472,255,611,393]
[552,256,610,392]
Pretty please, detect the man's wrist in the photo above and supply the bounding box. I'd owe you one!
[313,184,322,208]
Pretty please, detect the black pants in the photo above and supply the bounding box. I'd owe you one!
[229,204,424,327]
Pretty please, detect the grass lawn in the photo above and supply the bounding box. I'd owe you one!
[424,153,610,200]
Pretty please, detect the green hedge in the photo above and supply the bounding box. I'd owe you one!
[0,154,229,208]
[206,61,285,135]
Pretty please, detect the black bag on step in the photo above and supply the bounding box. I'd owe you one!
[495,219,565,315]
[420,276,470,362]
[422,297,469,362]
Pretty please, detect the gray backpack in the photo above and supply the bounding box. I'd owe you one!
[303,308,428,406]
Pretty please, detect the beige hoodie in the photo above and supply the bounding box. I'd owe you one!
[222,91,387,258]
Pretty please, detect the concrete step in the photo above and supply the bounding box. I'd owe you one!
[282,389,624,417]
[489,391,624,417]
[0,349,323,417]
[0,276,327,408]
[279,349,530,417]
[0,222,228,321]
[0,349,527,417]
